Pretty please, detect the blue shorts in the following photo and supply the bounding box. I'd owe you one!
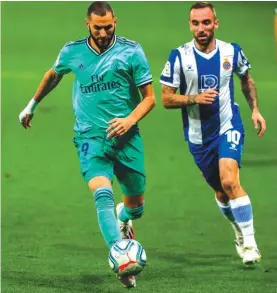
[189,127,244,191]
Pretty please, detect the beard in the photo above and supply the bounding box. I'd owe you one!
[89,27,115,52]
[195,32,214,46]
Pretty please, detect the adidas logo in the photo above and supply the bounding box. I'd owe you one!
[78,64,85,70]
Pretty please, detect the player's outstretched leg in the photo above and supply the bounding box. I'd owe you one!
[219,159,261,265]
[115,160,146,287]
[93,186,122,248]
[215,193,244,258]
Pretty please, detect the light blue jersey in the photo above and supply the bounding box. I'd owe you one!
[160,39,250,146]
[53,36,152,137]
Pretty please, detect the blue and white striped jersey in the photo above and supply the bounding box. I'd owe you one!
[160,39,250,145]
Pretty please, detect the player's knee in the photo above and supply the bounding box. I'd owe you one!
[215,191,229,203]
[221,178,239,193]
[94,187,114,210]
[88,176,112,193]
[124,204,144,220]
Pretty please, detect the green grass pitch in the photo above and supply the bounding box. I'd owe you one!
[2,1,277,292]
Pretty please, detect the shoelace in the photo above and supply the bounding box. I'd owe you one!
[120,224,133,239]
[236,236,243,246]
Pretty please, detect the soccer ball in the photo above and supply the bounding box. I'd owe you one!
[108,239,147,276]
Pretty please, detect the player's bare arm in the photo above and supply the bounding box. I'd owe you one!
[240,71,258,111]
[19,68,63,129]
[33,68,63,102]
[107,83,156,138]
[161,84,217,109]
[240,71,266,137]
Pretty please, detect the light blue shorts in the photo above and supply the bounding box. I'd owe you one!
[73,132,146,196]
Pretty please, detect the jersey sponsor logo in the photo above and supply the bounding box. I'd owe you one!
[200,74,219,90]
[91,75,104,83]
[80,81,121,94]
[162,61,171,77]
[80,74,121,94]
[223,58,231,70]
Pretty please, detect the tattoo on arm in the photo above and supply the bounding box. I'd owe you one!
[162,85,199,108]
[162,85,176,97]
[162,85,180,108]
[241,72,258,110]
[187,95,197,105]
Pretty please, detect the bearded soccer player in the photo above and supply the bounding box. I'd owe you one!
[160,2,266,266]
[19,1,156,288]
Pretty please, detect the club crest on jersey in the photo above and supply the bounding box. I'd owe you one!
[223,59,231,70]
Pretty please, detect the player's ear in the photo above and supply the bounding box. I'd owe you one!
[114,16,118,27]
[85,18,90,30]
[214,18,219,30]
[189,20,193,33]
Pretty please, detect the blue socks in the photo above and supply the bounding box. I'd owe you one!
[119,204,144,223]
[215,197,237,223]
[94,187,121,249]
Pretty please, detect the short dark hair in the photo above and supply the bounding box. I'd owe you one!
[190,2,217,18]
[87,1,114,18]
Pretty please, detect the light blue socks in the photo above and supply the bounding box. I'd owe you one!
[215,196,242,238]
[94,187,121,249]
[230,196,257,247]
[119,204,144,223]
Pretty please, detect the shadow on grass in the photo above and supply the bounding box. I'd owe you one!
[145,249,277,278]
[1,271,123,293]
[148,248,231,264]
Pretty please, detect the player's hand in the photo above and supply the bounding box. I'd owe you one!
[195,89,218,104]
[252,108,266,137]
[106,117,136,138]
[19,108,34,129]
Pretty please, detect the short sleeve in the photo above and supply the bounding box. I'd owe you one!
[160,49,181,88]
[131,44,153,87]
[232,43,251,77]
[53,43,72,75]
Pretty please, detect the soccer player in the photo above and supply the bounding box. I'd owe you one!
[160,1,266,266]
[19,1,156,288]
